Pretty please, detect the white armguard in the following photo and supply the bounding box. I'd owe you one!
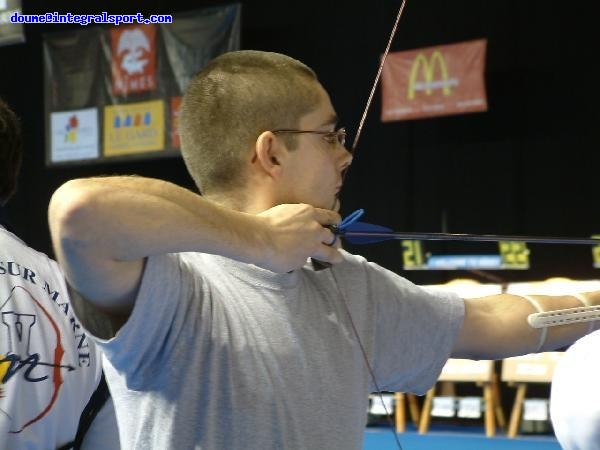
[523,295,548,352]
[528,305,600,329]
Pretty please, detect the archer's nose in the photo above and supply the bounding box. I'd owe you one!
[338,148,353,173]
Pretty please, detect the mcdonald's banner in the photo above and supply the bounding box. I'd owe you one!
[43,4,240,165]
[381,39,487,121]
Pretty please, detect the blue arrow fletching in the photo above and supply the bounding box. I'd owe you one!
[337,208,365,231]
[341,221,395,244]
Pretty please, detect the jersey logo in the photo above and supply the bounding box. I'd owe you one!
[1,286,73,433]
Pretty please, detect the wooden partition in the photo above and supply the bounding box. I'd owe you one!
[418,358,505,437]
[417,279,505,437]
[394,392,421,432]
[501,352,563,438]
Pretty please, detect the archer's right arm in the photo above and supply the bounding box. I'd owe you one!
[48,176,341,329]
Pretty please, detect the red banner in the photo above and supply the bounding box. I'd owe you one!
[110,25,157,96]
[381,39,487,121]
[170,96,182,149]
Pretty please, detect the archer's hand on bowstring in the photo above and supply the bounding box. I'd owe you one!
[253,203,343,273]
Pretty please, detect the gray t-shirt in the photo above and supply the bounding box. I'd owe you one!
[97,250,464,449]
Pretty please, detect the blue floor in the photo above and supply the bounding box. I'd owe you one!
[363,425,561,450]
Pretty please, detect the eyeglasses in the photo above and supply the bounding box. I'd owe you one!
[272,127,347,147]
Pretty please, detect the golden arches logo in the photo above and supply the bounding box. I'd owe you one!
[407,51,453,100]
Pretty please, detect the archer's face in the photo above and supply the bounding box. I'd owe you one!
[277,85,352,210]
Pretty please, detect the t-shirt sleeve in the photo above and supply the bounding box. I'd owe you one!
[97,253,196,384]
[349,257,464,394]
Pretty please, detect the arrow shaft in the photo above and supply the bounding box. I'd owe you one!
[341,230,600,245]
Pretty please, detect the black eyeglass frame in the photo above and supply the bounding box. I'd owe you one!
[271,127,347,146]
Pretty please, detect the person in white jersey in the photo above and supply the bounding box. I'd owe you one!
[0,98,119,450]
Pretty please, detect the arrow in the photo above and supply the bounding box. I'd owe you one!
[339,223,600,246]
[335,210,600,246]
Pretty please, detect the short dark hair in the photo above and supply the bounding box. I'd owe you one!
[179,50,321,195]
[0,98,22,206]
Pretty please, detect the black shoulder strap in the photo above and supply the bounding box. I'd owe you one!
[56,373,110,450]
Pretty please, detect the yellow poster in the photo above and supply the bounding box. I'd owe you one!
[104,100,164,156]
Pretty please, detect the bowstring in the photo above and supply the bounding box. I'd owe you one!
[335,2,408,448]
[329,266,404,449]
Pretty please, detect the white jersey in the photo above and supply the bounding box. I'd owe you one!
[551,329,600,450]
[0,226,103,450]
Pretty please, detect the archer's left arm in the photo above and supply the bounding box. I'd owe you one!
[451,292,600,359]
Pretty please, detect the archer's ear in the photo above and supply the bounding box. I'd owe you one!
[253,131,288,177]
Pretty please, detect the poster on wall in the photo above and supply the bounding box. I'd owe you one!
[50,108,99,163]
[43,4,241,165]
[110,24,158,96]
[103,100,165,156]
[381,39,488,122]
